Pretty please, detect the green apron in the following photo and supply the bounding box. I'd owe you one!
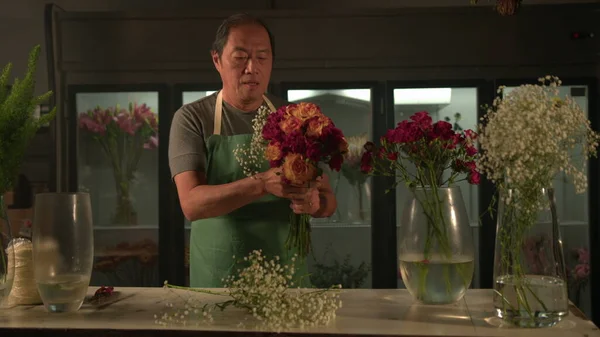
[189,91,310,288]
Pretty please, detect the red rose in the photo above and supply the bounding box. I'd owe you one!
[465,161,476,170]
[320,125,345,153]
[364,141,376,152]
[360,151,373,173]
[464,129,478,140]
[306,141,323,162]
[262,110,285,142]
[431,121,454,141]
[282,131,307,154]
[329,153,343,171]
[409,111,433,129]
[386,120,424,144]
[468,170,480,185]
[466,145,478,156]
[269,159,283,168]
[452,133,465,147]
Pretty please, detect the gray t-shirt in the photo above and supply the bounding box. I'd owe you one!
[168,92,288,178]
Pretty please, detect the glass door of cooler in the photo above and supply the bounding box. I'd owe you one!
[283,85,375,289]
[69,85,164,287]
[500,81,593,318]
[174,88,219,286]
[390,83,484,289]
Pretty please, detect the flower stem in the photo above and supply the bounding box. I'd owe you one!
[164,284,229,297]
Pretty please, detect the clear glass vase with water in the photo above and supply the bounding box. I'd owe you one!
[0,195,14,306]
[398,186,475,304]
[493,187,568,328]
[32,192,94,313]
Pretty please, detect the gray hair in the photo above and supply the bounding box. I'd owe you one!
[211,13,275,59]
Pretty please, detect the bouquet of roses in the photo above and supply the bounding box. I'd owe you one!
[262,103,348,257]
[234,102,348,258]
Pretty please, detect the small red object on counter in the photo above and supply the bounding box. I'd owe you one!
[94,286,114,299]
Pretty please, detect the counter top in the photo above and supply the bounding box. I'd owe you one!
[0,287,598,337]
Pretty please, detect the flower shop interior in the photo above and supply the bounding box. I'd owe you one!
[2,0,600,329]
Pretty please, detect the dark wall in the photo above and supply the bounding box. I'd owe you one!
[58,5,599,84]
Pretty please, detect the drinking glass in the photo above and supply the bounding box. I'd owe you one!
[0,195,15,307]
[32,192,94,312]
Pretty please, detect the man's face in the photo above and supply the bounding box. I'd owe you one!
[212,24,273,105]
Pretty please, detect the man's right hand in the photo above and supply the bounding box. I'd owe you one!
[258,168,286,197]
[258,168,318,201]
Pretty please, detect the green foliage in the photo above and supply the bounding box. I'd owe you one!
[310,253,371,289]
[0,45,57,194]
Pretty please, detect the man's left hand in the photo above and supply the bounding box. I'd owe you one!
[289,182,321,215]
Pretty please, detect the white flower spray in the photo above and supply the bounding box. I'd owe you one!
[477,75,600,324]
[155,250,342,332]
[478,75,600,210]
[233,105,272,176]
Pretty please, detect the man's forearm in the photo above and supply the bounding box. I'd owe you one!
[184,176,266,221]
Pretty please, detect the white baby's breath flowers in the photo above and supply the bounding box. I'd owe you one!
[156,250,343,332]
[233,105,271,177]
[478,75,600,210]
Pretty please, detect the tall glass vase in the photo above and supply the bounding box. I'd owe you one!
[112,172,137,226]
[398,186,475,304]
[346,182,369,224]
[33,192,94,312]
[493,187,568,328]
[0,195,14,306]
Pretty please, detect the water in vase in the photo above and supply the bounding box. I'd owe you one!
[494,274,568,328]
[399,253,474,304]
[37,274,90,312]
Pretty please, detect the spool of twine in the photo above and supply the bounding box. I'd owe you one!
[6,238,42,306]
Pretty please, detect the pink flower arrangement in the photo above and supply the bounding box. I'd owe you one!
[570,248,590,281]
[522,234,550,274]
[79,103,158,149]
[568,247,590,307]
[79,102,158,225]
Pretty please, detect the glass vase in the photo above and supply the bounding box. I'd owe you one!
[493,187,568,328]
[398,186,475,304]
[346,181,370,225]
[0,195,15,307]
[32,192,94,312]
[112,174,137,226]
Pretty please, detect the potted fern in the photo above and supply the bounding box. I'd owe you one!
[0,45,57,303]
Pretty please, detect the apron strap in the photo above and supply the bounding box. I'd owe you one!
[214,91,276,136]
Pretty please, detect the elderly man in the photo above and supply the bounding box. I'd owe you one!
[168,13,337,287]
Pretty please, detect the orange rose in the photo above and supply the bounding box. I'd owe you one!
[265,142,282,161]
[282,153,317,186]
[279,116,303,135]
[287,102,321,122]
[306,116,330,138]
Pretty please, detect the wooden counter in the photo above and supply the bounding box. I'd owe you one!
[0,287,598,337]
